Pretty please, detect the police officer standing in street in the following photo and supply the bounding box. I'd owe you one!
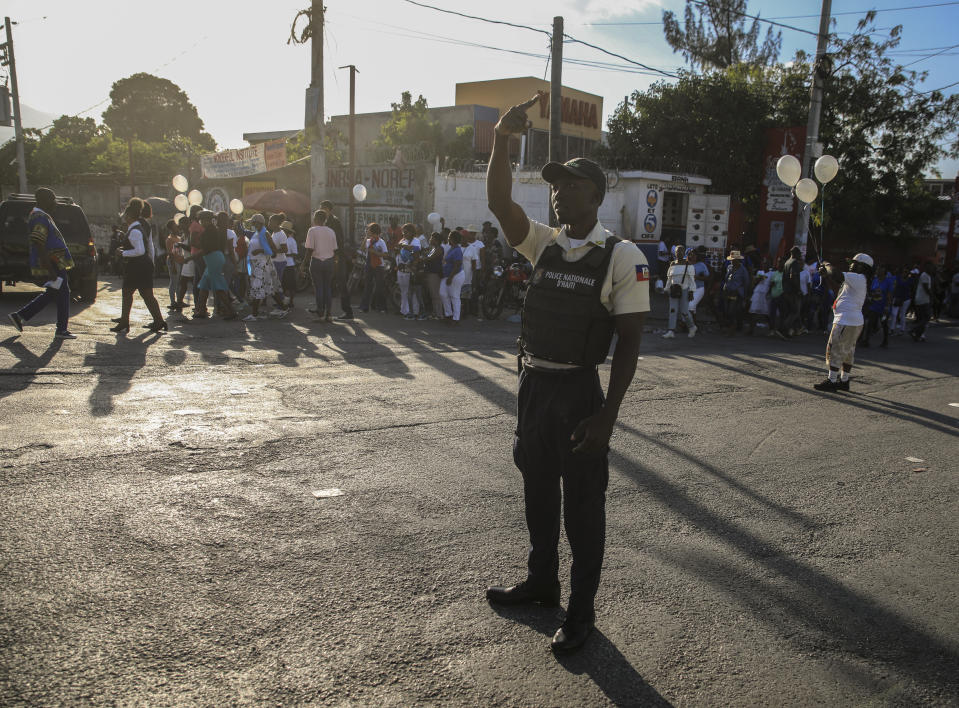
[485,95,650,653]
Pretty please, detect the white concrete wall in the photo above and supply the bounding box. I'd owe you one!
[433,168,626,236]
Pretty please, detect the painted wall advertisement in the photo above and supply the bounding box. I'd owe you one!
[327,165,419,207]
[201,139,287,179]
[633,178,696,242]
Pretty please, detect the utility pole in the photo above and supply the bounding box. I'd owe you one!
[128,139,135,197]
[307,1,326,211]
[339,64,358,246]
[3,17,27,193]
[794,0,832,254]
[548,15,563,226]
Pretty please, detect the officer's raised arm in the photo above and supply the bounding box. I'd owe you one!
[487,94,541,247]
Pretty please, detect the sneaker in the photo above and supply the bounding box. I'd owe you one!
[308,307,319,314]
[54,330,77,339]
[662,330,675,339]
[268,309,286,317]
[813,378,839,392]
[417,314,429,321]
[242,314,258,322]
[836,379,850,391]
[336,314,354,321]
[8,312,23,333]
[688,325,697,338]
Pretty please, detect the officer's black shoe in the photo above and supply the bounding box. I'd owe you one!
[551,616,594,653]
[486,581,560,608]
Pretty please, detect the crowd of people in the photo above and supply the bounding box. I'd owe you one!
[10,186,958,344]
[655,240,957,346]
[147,205,505,328]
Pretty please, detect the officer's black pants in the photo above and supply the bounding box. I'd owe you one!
[513,365,609,619]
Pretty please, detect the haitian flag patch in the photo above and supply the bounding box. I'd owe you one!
[635,265,650,282]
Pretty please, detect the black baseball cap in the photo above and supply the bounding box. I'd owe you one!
[542,158,606,200]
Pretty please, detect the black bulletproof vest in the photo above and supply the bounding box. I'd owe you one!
[521,236,621,366]
[123,221,152,267]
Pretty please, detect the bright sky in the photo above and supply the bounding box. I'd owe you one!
[3,0,958,177]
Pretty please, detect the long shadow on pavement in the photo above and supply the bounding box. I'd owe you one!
[616,420,816,529]
[608,447,959,700]
[83,331,164,416]
[0,335,64,401]
[688,354,958,438]
[490,605,672,707]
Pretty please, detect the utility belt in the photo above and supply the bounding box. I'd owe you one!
[516,338,596,376]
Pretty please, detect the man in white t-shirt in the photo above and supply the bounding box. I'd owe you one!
[461,228,483,318]
[814,252,872,392]
[910,262,935,342]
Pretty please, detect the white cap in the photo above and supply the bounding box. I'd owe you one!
[852,253,874,268]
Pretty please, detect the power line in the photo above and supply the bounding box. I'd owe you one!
[401,0,550,36]
[562,35,677,77]
[34,35,211,133]
[899,42,959,67]
[584,1,959,25]
[686,0,819,37]
[920,79,959,94]
[398,0,677,78]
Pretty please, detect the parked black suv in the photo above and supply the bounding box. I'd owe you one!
[0,193,99,302]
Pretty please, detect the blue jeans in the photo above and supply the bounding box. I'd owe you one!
[309,257,335,316]
[17,269,71,333]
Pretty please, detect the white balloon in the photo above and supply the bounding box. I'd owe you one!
[187,189,203,206]
[352,184,368,202]
[173,213,186,224]
[814,155,839,184]
[173,193,189,212]
[229,198,245,215]
[172,174,188,193]
[795,178,819,204]
[427,212,442,226]
[776,155,801,187]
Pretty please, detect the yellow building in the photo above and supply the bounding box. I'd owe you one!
[456,77,603,165]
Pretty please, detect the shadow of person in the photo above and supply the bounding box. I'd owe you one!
[327,321,413,379]
[0,335,64,401]
[608,448,959,700]
[489,604,671,707]
[83,330,163,416]
[554,628,673,707]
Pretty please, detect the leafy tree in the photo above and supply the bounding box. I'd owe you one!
[599,64,806,222]
[663,0,782,71]
[102,73,215,149]
[30,116,107,183]
[87,135,192,181]
[601,15,959,243]
[445,125,476,162]
[285,122,346,164]
[0,129,41,186]
[373,91,442,152]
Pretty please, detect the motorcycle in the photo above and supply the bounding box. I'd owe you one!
[346,247,401,313]
[481,249,532,320]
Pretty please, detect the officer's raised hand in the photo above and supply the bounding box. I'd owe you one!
[494,94,542,136]
[570,410,615,456]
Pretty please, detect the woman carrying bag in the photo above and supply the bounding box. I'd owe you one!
[663,244,697,339]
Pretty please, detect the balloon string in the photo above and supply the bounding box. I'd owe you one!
[820,186,826,263]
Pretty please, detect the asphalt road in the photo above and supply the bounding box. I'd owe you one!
[2,276,957,706]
